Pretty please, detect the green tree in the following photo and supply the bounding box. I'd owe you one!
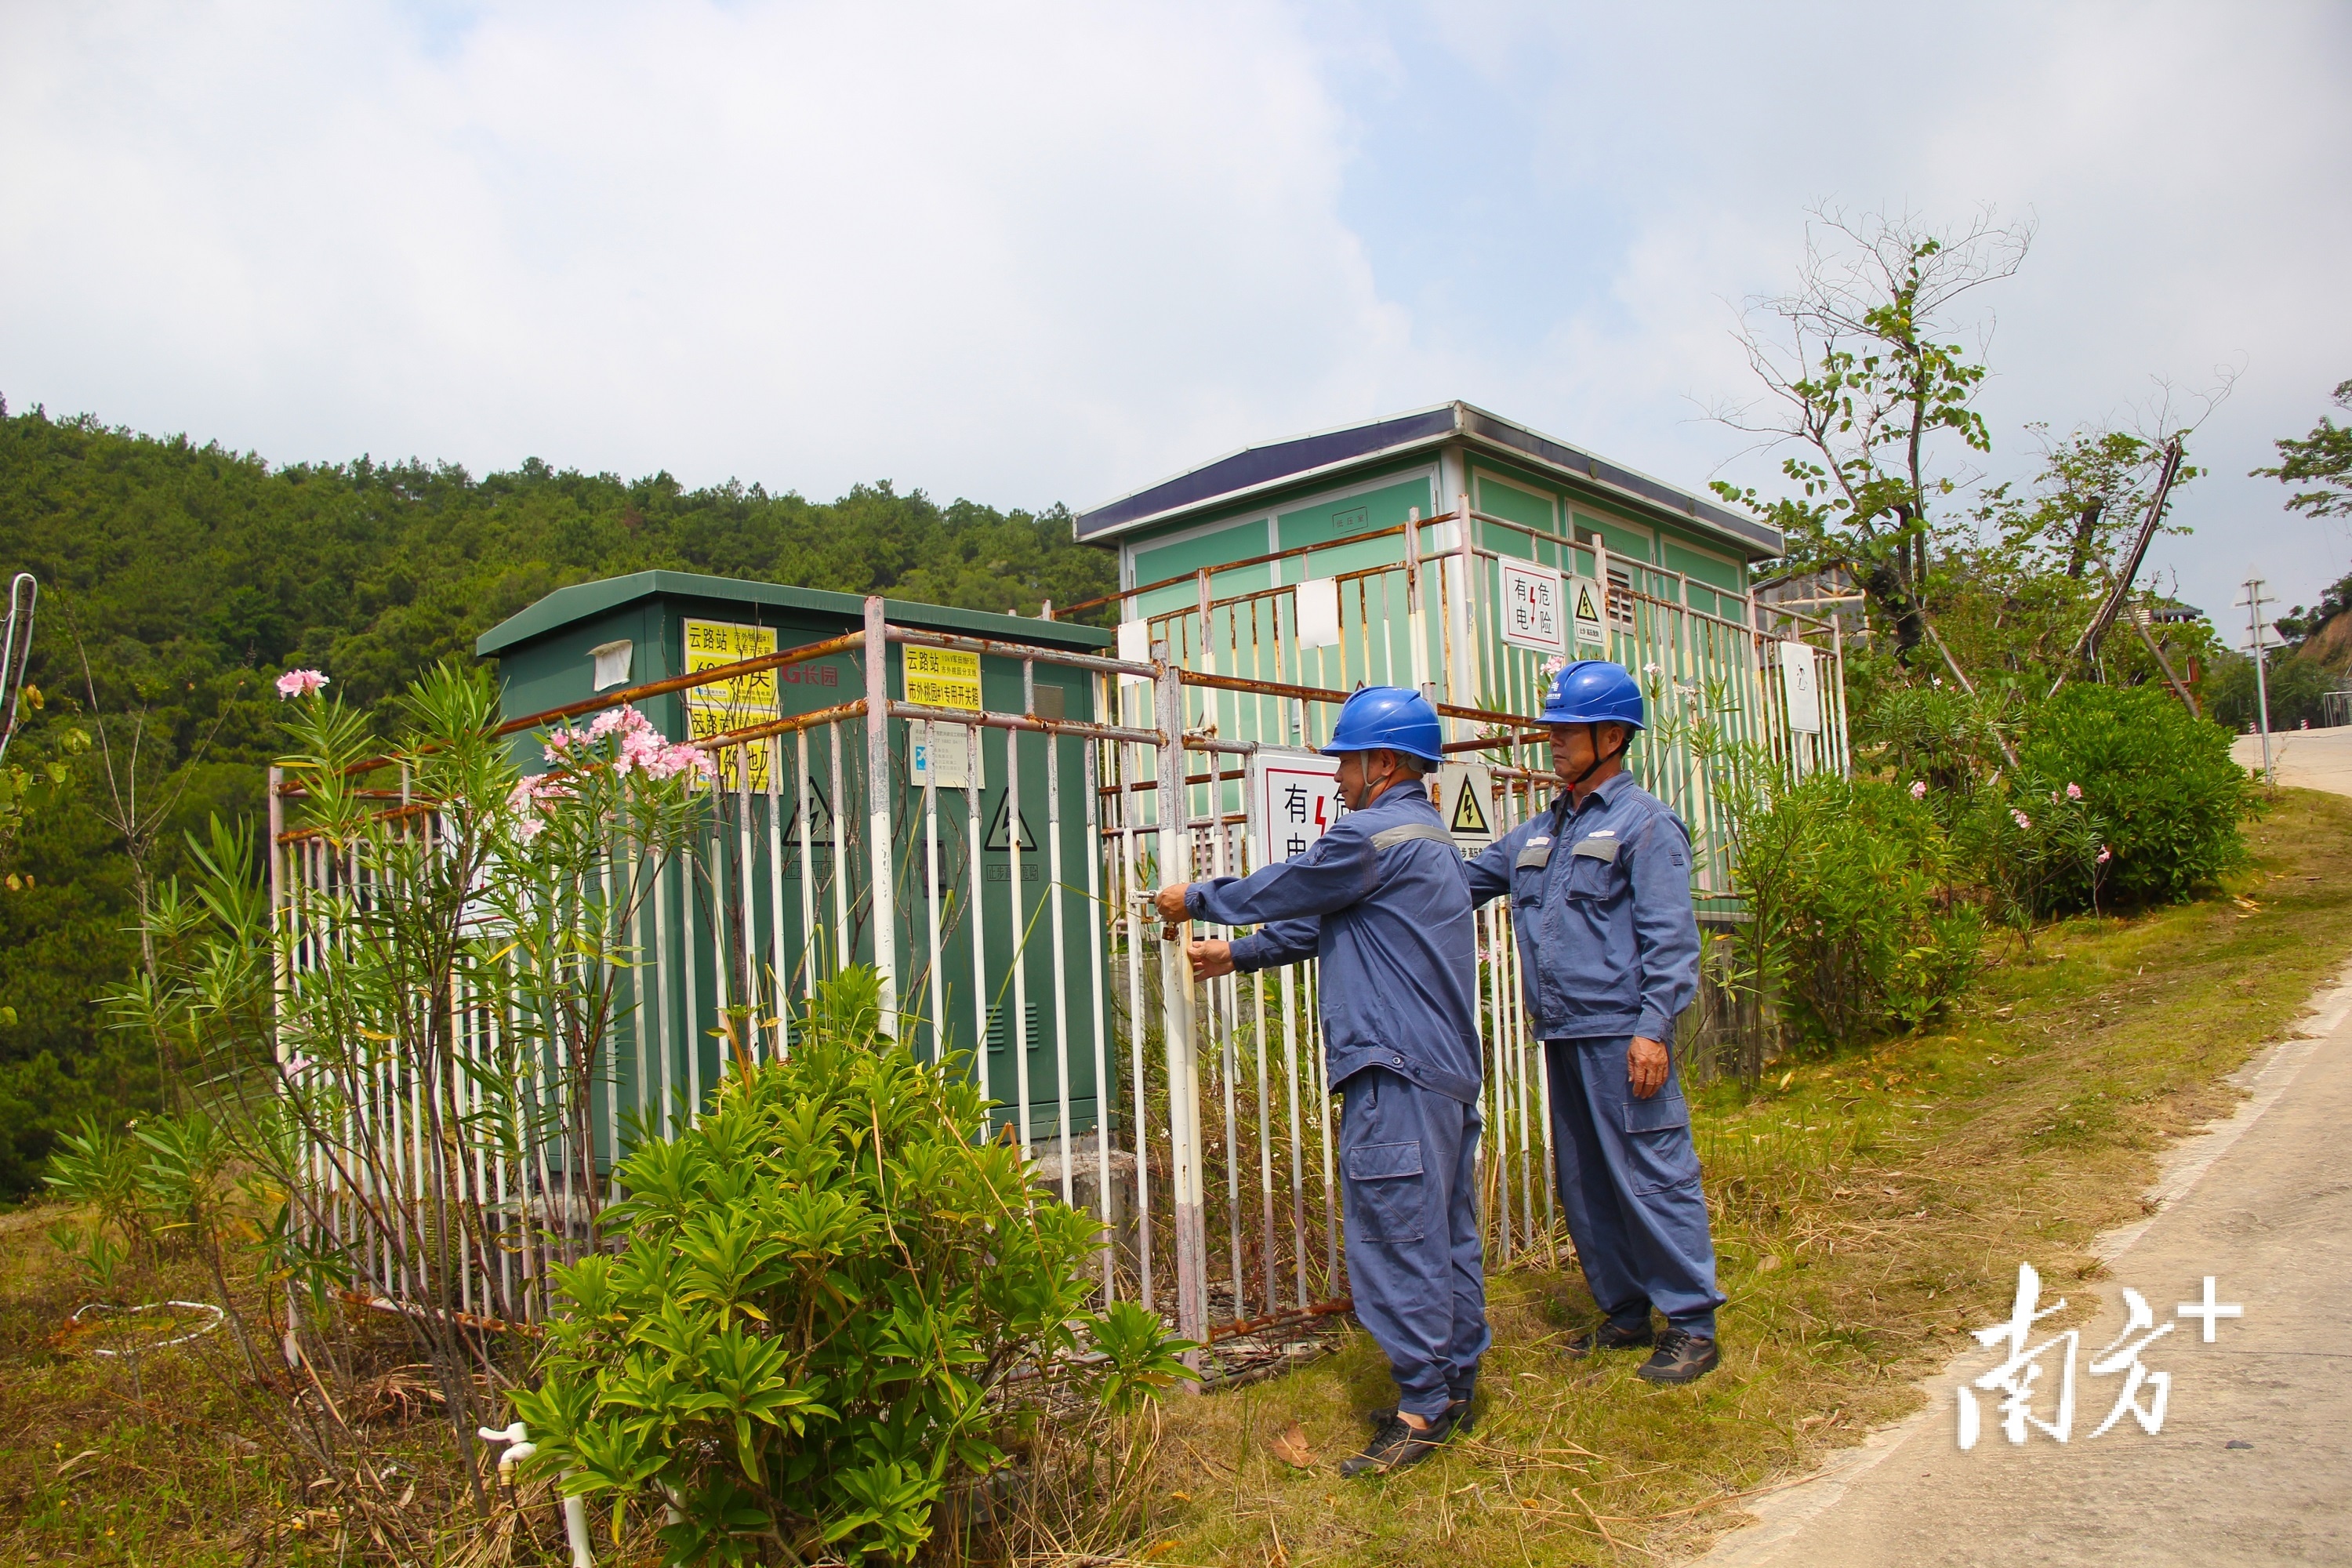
[2253,379,2352,518]
[1710,206,2031,665]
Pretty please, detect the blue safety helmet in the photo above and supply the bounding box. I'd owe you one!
[1320,684,1445,764]
[1539,659,1646,731]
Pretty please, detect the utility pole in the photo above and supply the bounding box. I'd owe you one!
[2238,575,2277,785]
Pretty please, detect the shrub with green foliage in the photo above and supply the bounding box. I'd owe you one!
[2017,684,2249,905]
[1727,771,1983,1051]
[511,969,1125,1564]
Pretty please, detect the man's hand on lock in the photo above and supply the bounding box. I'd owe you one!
[1188,939,1236,979]
[1628,1036,1670,1099]
[1152,883,1191,924]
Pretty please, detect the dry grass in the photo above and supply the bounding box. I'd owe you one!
[0,1203,599,1566]
[1112,786,2352,1566]
[5,788,2350,1566]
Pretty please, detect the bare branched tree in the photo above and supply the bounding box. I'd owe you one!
[1709,204,2034,666]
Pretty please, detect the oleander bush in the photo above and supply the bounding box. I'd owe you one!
[1726,772,1984,1052]
[510,967,1119,1565]
[2016,683,2249,906]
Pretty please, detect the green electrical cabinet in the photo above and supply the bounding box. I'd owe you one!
[476,571,1116,1151]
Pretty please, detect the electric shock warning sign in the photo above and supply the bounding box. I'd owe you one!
[1255,752,1344,865]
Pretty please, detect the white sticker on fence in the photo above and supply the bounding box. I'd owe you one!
[908,719,982,789]
[1435,761,1494,848]
[1500,560,1565,652]
[1255,751,1343,863]
[1569,575,1608,649]
[1780,641,1822,734]
[1116,618,1152,683]
[1293,576,1341,651]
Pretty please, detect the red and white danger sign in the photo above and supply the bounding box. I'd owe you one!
[1254,751,1344,864]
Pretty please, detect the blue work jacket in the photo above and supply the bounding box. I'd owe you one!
[1465,770,1700,1044]
[1185,783,1481,1105]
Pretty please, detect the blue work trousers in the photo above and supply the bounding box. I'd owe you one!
[1544,1036,1725,1337]
[1339,1067,1491,1419]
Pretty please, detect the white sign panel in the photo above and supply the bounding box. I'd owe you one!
[1780,641,1823,735]
[908,719,982,789]
[1255,751,1344,864]
[1499,560,1565,652]
[1293,576,1341,651]
[1569,575,1609,649]
[1434,761,1494,849]
[1115,618,1152,684]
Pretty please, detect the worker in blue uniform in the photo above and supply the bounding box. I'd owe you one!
[1465,660,1724,1385]
[1153,685,1488,1475]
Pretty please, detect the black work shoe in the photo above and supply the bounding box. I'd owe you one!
[1635,1328,1721,1385]
[1339,1406,1458,1478]
[1368,1396,1475,1436]
[1566,1320,1655,1358]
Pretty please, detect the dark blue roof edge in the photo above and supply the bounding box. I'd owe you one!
[474,569,1112,659]
[1072,407,1460,540]
[1457,410,1782,556]
[1073,401,1784,560]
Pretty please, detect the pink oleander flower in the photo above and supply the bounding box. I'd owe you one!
[641,740,714,782]
[1541,654,1569,681]
[1909,781,1928,800]
[506,773,574,841]
[2096,844,2112,865]
[279,1054,314,1076]
[274,669,329,699]
[2012,808,2032,831]
[2049,789,2061,804]
[2066,782,2083,800]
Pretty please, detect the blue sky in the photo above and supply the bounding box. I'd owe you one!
[3,1,2347,630]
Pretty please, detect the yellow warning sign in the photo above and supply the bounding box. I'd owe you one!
[1450,778,1490,838]
[903,645,982,711]
[1436,761,1494,846]
[682,619,779,713]
[1568,575,1608,648]
[682,619,779,789]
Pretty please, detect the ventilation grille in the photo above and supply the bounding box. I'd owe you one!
[986,1004,1043,1054]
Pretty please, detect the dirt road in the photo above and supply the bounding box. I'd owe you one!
[1687,961,2352,1566]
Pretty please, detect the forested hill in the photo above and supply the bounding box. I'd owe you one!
[0,401,1117,1196]
[2,404,1115,713]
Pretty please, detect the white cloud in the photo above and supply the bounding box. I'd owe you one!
[0,0,1405,509]
[2,0,2347,622]
[1372,1,2352,622]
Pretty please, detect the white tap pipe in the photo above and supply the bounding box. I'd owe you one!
[479,1421,593,1568]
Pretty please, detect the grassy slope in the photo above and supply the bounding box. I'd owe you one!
[1133,787,2352,1566]
[2,789,2347,1566]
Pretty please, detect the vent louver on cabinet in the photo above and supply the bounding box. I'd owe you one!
[985,1004,1042,1054]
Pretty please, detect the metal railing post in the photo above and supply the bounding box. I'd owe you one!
[1154,651,1209,1348]
[863,598,898,1031]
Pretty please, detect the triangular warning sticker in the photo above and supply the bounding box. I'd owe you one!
[983,791,1039,851]
[1573,581,1602,625]
[1449,779,1490,838]
[791,775,837,844]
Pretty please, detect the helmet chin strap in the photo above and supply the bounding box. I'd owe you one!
[1563,722,1629,797]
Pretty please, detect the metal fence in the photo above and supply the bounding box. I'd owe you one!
[1134,499,1849,902]
[272,581,1842,1347]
